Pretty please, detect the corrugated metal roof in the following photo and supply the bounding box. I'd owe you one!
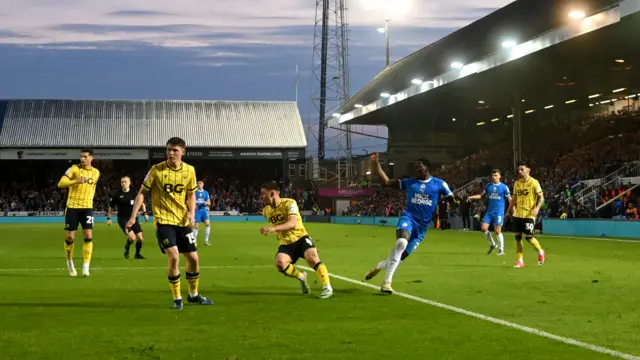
[0,99,307,148]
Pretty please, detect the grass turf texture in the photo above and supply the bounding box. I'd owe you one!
[0,223,638,360]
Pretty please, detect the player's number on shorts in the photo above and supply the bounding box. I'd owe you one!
[525,223,534,231]
[497,216,502,224]
[86,216,94,224]
[186,232,196,244]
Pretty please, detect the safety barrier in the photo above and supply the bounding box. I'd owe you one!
[541,218,640,238]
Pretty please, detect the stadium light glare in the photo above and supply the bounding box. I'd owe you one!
[525,109,535,114]
[600,100,611,104]
[478,100,485,104]
[452,118,456,121]
[507,114,514,118]
[366,171,372,175]
[626,94,637,99]
[354,104,363,108]
[615,59,625,63]
[568,10,586,20]
[491,118,500,122]
[450,61,464,69]
[544,105,554,109]
[565,99,577,104]
[389,162,395,165]
[476,122,486,126]
[589,103,594,107]
[502,40,517,49]
[411,78,423,85]
[612,88,626,93]
[380,92,391,98]
[588,94,601,98]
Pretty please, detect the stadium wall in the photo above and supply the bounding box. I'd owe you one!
[542,219,640,239]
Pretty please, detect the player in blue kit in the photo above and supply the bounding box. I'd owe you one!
[365,153,454,294]
[194,181,212,247]
[468,169,512,255]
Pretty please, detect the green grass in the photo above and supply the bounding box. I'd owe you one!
[0,223,639,360]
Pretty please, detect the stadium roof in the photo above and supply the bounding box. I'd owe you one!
[0,99,307,149]
[330,0,640,127]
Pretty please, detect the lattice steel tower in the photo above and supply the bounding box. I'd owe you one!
[309,0,351,163]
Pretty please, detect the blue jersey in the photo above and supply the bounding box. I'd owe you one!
[484,182,510,214]
[400,177,453,224]
[195,189,210,210]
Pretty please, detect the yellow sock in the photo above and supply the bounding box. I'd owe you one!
[528,237,543,252]
[64,240,74,261]
[314,262,331,287]
[83,239,93,265]
[280,264,303,280]
[186,272,200,297]
[168,275,181,300]
[515,240,524,262]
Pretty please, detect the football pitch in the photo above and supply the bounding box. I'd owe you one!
[1,223,639,360]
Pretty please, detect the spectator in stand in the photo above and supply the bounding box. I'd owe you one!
[625,203,638,220]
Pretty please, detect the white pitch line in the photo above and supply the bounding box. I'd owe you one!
[298,266,640,360]
[0,265,271,272]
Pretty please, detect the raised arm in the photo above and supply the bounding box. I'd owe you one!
[370,152,401,190]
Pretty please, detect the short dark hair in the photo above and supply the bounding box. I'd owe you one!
[80,148,93,155]
[491,169,501,174]
[166,137,186,148]
[261,181,280,191]
[416,158,431,170]
[517,161,530,168]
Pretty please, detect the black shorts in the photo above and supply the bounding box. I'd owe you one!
[276,236,315,264]
[513,217,535,236]
[156,224,197,254]
[119,218,143,235]
[64,208,94,231]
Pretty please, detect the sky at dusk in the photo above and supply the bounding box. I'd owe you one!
[0,0,514,157]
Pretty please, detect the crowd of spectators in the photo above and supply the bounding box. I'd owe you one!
[0,159,317,215]
[343,107,640,221]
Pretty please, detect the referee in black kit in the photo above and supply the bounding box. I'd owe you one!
[107,176,149,259]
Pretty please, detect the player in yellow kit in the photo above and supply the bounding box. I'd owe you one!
[260,181,333,299]
[57,148,100,277]
[127,137,213,310]
[507,161,546,268]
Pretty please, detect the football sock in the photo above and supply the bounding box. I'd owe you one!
[168,274,181,300]
[280,263,304,280]
[484,231,496,246]
[375,260,387,270]
[528,237,543,252]
[135,241,142,255]
[64,240,74,261]
[204,226,211,243]
[515,240,524,262]
[186,272,200,297]
[125,239,134,250]
[497,233,504,252]
[83,238,93,265]
[314,262,331,287]
[384,238,408,283]
[193,228,199,241]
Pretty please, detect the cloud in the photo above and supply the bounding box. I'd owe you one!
[107,10,180,17]
[0,0,514,50]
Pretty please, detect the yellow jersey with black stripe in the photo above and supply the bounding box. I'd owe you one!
[63,165,100,209]
[513,176,543,220]
[263,198,308,245]
[142,161,197,227]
